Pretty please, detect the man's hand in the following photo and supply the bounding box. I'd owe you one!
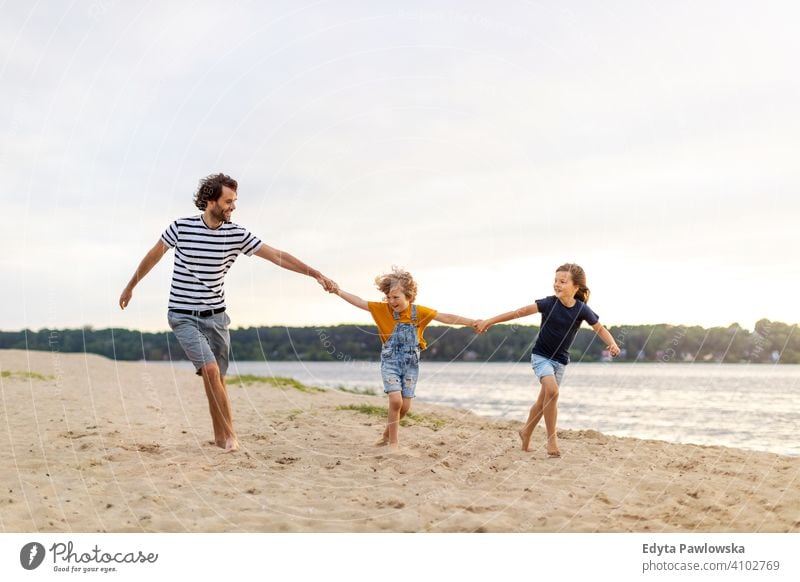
[119,287,133,310]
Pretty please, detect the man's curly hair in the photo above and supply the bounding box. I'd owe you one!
[193,173,238,210]
[375,267,417,302]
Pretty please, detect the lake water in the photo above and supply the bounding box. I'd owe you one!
[167,360,800,457]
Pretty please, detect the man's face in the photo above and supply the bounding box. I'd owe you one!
[207,185,237,223]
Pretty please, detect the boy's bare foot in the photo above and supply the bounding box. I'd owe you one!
[374,426,391,446]
[518,429,533,452]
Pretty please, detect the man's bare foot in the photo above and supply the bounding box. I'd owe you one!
[223,437,240,453]
[518,429,533,452]
[374,435,390,447]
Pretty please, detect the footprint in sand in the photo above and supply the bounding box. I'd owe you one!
[122,443,162,454]
[377,448,421,459]
[275,456,300,465]
[59,430,99,440]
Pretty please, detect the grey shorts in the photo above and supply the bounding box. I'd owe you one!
[167,310,231,376]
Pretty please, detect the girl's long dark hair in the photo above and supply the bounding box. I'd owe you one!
[557,263,590,303]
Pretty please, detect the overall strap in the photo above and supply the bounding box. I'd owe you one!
[411,304,418,324]
[391,307,400,321]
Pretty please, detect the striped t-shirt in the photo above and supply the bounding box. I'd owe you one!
[160,215,262,311]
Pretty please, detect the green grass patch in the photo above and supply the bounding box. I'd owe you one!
[335,385,378,396]
[286,409,304,421]
[228,375,325,393]
[336,404,446,430]
[405,412,447,431]
[1,370,54,381]
[336,403,385,417]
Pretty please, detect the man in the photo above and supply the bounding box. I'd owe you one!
[119,173,337,452]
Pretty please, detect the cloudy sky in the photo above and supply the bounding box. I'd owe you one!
[2,1,798,332]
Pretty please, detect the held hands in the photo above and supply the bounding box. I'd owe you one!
[472,319,492,334]
[607,343,621,357]
[316,274,339,294]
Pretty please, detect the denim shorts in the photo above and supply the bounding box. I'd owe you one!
[168,310,231,376]
[531,353,566,386]
[381,347,420,398]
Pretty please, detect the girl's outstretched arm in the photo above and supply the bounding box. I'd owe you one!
[591,322,620,356]
[335,288,370,311]
[433,312,477,326]
[476,303,539,333]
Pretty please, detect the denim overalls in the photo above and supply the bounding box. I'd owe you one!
[380,305,421,398]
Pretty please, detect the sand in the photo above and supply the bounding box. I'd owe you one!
[0,349,798,533]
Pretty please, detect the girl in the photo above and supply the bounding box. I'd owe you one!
[335,267,477,449]
[476,263,619,457]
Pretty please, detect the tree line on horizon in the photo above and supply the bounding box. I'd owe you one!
[1,319,797,364]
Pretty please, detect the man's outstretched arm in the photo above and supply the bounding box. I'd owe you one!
[119,239,170,309]
[253,243,337,292]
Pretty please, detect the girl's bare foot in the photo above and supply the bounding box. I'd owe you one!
[518,429,533,452]
[546,435,560,457]
[223,437,240,453]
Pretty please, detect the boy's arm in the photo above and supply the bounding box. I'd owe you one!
[591,322,620,356]
[477,303,539,332]
[335,288,370,311]
[433,312,477,326]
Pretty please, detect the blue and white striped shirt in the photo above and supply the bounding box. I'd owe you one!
[160,215,262,311]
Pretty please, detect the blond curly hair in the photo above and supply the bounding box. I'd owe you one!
[374,267,417,302]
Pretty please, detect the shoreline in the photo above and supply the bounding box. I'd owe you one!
[1,349,798,533]
[165,358,800,458]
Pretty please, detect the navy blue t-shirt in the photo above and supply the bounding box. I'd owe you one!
[532,296,599,365]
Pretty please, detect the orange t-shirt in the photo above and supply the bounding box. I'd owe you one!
[367,302,438,350]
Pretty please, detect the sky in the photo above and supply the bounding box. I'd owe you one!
[2,0,798,332]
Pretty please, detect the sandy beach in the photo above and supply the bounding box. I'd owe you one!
[1,349,798,533]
